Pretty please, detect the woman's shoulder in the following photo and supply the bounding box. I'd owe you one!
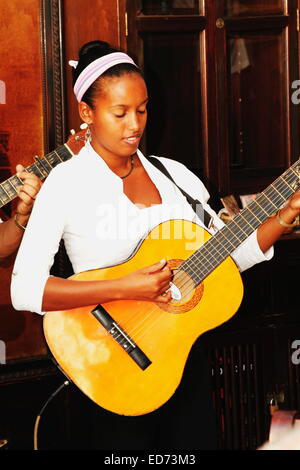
[149,155,201,181]
[149,155,188,171]
[44,145,90,181]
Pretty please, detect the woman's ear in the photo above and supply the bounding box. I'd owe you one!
[78,101,93,125]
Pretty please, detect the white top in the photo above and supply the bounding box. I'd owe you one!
[11,142,273,314]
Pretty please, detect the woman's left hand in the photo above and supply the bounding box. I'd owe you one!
[15,164,42,216]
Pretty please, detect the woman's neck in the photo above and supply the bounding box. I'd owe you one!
[90,141,136,177]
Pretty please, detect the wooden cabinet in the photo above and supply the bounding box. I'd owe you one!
[0,0,126,362]
[126,0,300,199]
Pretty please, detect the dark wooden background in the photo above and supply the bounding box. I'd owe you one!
[0,0,300,450]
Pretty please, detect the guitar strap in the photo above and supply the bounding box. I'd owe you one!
[147,156,212,229]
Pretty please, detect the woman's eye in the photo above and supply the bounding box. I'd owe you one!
[114,108,146,118]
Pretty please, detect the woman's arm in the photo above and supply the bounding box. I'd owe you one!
[11,163,172,314]
[0,165,42,259]
[257,190,300,252]
[41,260,172,312]
[155,157,300,272]
[0,217,28,259]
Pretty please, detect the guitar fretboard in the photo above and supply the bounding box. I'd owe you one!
[0,144,72,209]
[182,159,300,286]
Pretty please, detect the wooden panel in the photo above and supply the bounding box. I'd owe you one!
[0,0,44,172]
[213,9,299,197]
[224,0,284,17]
[139,0,200,15]
[142,31,203,171]
[0,0,47,361]
[227,31,289,195]
[136,16,207,31]
[63,0,126,137]
[0,0,126,362]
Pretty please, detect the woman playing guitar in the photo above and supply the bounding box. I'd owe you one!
[10,40,300,450]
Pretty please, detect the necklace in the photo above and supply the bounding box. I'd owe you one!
[120,155,135,179]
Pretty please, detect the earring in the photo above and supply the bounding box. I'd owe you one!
[85,125,92,144]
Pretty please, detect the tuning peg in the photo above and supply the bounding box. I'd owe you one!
[70,129,75,135]
[80,123,88,130]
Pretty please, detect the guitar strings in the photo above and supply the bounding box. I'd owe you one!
[119,178,296,344]
[117,180,298,345]
[173,168,298,292]
[109,172,300,353]
[133,175,291,306]
[102,167,300,346]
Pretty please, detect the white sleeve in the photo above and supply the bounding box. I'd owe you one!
[11,166,68,314]
[158,157,274,272]
[230,231,273,272]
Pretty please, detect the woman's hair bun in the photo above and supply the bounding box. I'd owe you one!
[73,40,119,84]
[78,40,113,60]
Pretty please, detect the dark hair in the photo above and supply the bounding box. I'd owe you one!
[72,40,143,107]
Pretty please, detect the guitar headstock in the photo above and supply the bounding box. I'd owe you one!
[65,128,86,155]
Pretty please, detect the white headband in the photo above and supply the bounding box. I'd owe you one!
[70,52,137,102]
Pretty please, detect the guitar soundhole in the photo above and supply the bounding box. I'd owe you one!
[159,259,204,314]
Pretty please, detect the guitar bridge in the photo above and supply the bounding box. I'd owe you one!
[91,305,152,371]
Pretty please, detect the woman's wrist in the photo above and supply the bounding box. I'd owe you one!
[111,277,126,300]
[14,213,30,231]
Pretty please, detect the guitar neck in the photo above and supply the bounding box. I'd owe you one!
[0,144,73,209]
[182,159,300,286]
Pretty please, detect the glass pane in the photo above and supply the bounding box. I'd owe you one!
[139,0,200,15]
[228,32,287,169]
[143,32,202,172]
[224,0,284,17]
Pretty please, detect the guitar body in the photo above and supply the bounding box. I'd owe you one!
[44,219,243,416]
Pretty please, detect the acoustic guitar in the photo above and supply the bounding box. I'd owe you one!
[43,159,300,416]
[0,130,85,209]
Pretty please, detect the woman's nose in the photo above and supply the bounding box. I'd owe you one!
[127,112,139,131]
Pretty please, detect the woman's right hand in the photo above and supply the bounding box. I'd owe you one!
[117,259,173,303]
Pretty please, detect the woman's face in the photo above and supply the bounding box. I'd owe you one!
[83,72,148,161]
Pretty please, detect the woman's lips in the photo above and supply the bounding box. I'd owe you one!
[123,135,141,145]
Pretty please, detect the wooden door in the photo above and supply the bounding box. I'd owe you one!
[126,0,300,201]
[0,0,126,362]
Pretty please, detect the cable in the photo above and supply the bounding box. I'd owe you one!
[33,380,70,450]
